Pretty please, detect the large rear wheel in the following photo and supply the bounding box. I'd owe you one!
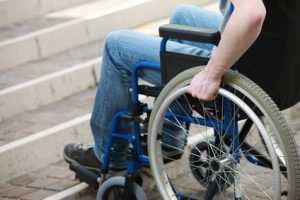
[148,67,300,199]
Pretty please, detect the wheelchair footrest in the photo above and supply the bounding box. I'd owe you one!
[69,162,100,189]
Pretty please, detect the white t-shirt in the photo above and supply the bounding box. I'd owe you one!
[219,0,231,32]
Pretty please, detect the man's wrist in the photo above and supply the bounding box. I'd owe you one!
[204,59,225,82]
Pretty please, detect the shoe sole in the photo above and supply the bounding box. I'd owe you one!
[63,151,101,174]
[63,151,127,173]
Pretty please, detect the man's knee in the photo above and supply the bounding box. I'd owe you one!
[170,4,196,24]
[104,30,133,53]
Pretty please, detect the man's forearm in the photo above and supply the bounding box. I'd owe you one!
[187,0,266,100]
[204,0,266,80]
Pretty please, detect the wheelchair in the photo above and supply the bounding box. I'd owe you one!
[69,24,300,200]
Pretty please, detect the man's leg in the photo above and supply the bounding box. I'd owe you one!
[90,30,215,169]
[63,31,164,171]
[90,31,162,169]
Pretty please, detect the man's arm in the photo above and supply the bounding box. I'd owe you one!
[188,0,266,100]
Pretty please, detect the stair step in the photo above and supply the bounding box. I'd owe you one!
[0,83,150,184]
[0,16,164,185]
[0,41,102,91]
[0,89,96,184]
[0,0,126,43]
[0,160,87,199]
[0,159,161,199]
[0,15,167,122]
[0,0,97,28]
[0,88,95,146]
[0,0,207,72]
[0,40,102,121]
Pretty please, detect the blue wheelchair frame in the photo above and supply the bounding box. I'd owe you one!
[101,36,243,180]
[101,61,160,174]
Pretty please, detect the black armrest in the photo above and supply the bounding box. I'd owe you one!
[159,24,221,46]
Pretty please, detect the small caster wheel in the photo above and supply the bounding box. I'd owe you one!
[97,176,147,200]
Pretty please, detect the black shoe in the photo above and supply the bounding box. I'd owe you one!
[64,143,126,172]
[63,143,102,173]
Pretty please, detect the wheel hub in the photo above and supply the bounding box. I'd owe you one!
[210,159,221,172]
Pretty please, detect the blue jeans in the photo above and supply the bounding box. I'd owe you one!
[90,4,223,169]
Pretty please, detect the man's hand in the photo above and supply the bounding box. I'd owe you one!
[187,69,222,101]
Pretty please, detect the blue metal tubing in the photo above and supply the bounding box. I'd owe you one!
[131,117,149,169]
[244,152,261,166]
[165,112,221,130]
[102,110,131,172]
[160,37,168,52]
[223,97,241,200]
[102,59,160,172]
[130,62,160,168]
[101,109,150,172]
[131,61,160,104]
[165,112,234,133]
[222,96,241,162]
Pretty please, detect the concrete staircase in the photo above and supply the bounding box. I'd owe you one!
[1,0,299,199]
[0,0,216,199]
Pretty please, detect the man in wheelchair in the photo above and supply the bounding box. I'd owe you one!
[63,0,300,199]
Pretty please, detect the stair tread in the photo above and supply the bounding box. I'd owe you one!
[0,158,162,199]
[0,0,135,43]
[0,0,98,29]
[0,88,96,147]
[0,15,169,92]
[0,16,168,146]
[0,160,81,199]
[0,40,102,91]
